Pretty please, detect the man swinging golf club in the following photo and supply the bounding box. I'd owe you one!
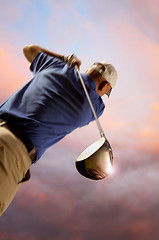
[0,45,117,216]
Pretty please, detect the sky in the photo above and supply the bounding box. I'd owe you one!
[0,0,159,239]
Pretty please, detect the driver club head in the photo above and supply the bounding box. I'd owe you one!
[76,137,113,180]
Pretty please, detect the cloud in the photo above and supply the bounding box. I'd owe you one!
[1,144,159,240]
[123,0,159,42]
[88,0,159,42]
[136,101,159,153]
[0,41,33,102]
[151,102,159,125]
[91,17,159,154]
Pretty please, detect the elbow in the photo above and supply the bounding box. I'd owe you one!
[23,44,33,56]
[23,45,40,63]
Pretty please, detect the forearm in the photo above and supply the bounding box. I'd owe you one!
[35,46,65,61]
[23,44,81,69]
[23,45,65,63]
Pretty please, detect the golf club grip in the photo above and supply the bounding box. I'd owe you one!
[75,65,106,139]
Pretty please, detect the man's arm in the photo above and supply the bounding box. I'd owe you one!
[23,45,81,68]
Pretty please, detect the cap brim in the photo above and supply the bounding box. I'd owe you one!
[106,88,112,97]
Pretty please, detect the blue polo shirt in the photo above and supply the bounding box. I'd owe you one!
[0,52,105,161]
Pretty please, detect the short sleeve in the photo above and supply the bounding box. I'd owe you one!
[30,52,58,75]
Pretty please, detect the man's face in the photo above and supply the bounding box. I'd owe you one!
[96,81,112,97]
[86,63,112,97]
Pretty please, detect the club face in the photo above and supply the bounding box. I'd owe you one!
[76,138,113,180]
[76,137,106,162]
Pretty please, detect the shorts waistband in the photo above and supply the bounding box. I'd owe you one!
[0,119,36,163]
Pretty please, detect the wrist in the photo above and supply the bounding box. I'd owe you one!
[63,54,74,63]
[62,55,68,62]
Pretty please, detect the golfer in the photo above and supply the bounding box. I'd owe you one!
[0,45,117,216]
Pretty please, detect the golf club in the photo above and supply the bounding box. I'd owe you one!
[75,65,113,180]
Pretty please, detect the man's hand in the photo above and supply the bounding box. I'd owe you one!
[65,54,81,69]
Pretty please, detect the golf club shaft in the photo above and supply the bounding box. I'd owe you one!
[75,65,106,139]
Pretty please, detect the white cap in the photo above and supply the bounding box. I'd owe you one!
[100,62,117,88]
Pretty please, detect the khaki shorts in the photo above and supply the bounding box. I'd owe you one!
[0,124,32,216]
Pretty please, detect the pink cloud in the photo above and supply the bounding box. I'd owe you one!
[1,146,158,240]
[0,1,23,23]
[0,43,32,101]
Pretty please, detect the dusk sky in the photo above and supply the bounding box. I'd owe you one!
[0,0,159,239]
